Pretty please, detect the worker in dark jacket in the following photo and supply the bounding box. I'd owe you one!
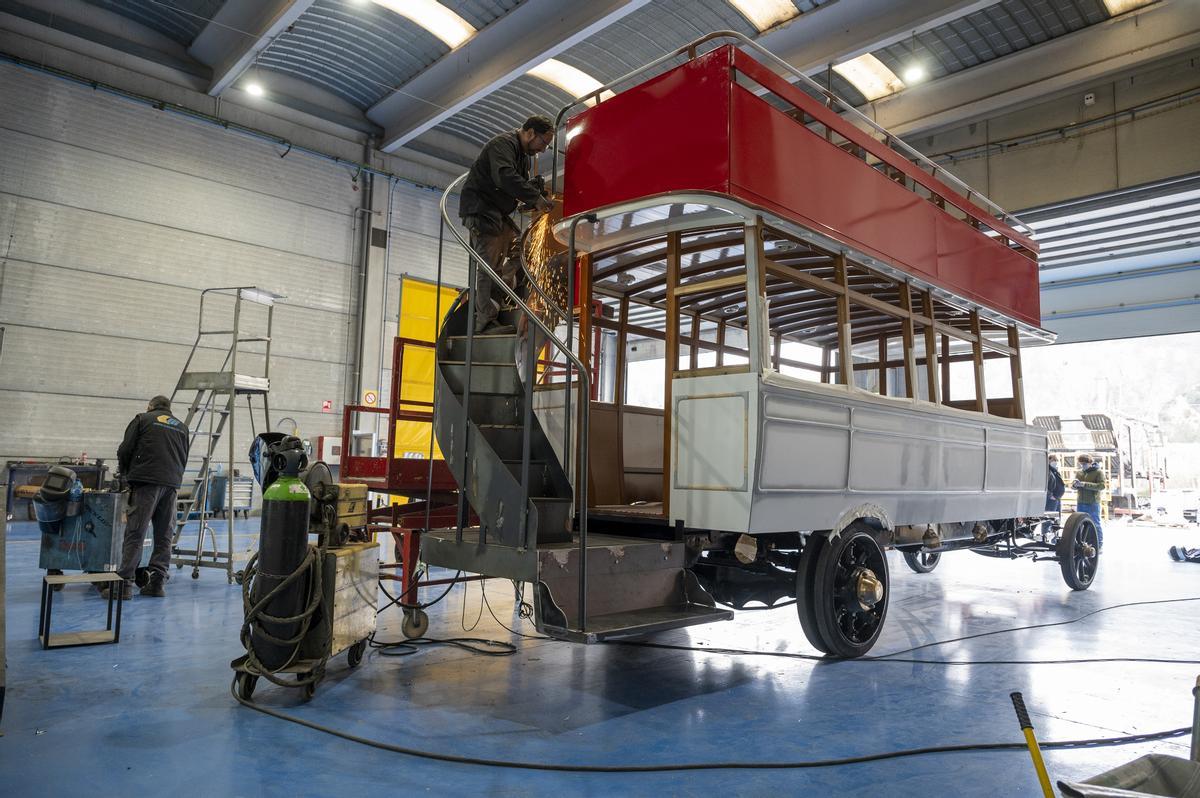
[110,394,190,599]
[1046,454,1065,513]
[459,114,555,333]
[1072,453,1106,550]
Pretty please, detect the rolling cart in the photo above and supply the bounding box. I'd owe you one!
[232,540,377,701]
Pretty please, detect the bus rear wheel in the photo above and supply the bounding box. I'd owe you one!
[801,524,890,658]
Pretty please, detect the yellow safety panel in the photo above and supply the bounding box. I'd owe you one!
[394,277,459,463]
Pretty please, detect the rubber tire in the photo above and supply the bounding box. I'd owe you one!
[795,534,831,654]
[902,550,941,574]
[402,608,429,640]
[813,524,890,658]
[1057,512,1099,591]
[235,672,257,701]
[347,640,366,668]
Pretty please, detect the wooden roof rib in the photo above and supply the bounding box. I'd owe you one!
[588,223,994,350]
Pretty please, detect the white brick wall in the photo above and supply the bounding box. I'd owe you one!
[0,62,368,475]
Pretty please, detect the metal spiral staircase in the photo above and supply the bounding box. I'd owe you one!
[432,295,573,550]
[419,175,731,643]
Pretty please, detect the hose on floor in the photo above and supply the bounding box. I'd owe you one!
[229,685,1191,772]
[237,545,328,689]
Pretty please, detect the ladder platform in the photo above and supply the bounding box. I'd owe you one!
[177,372,270,394]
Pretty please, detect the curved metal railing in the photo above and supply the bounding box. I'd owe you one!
[439,174,594,630]
[549,30,1033,238]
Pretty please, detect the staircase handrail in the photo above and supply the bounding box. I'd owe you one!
[440,174,593,630]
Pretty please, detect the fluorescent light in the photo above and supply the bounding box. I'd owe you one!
[370,0,475,49]
[902,64,926,83]
[1101,0,1156,15]
[728,0,799,31]
[832,53,905,102]
[245,81,264,97]
[528,59,613,106]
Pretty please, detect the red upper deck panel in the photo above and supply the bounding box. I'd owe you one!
[562,45,1042,328]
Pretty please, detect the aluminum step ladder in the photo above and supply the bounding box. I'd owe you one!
[170,287,282,584]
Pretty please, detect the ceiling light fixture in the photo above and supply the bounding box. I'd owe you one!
[245,53,265,98]
[370,0,475,48]
[728,0,800,32]
[902,30,926,85]
[832,53,905,102]
[1100,0,1156,15]
[528,59,613,106]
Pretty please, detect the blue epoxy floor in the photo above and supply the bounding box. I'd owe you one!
[2,517,1199,796]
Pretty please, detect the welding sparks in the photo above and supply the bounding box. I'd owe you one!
[522,211,570,325]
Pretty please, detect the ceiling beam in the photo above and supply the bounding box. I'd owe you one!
[870,0,1200,138]
[370,0,652,153]
[188,0,317,97]
[759,0,996,75]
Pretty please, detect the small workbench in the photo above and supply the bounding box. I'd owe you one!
[38,572,124,649]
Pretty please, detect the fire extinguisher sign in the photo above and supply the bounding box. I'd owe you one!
[321,400,332,413]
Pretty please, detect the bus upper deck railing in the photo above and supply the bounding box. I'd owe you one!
[551,30,1035,251]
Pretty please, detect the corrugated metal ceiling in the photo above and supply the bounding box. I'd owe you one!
[257,0,520,110]
[81,0,1123,151]
[439,0,1116,149]
[435,0,787,148]
[81,0,227,46]
[873,0,1109,85]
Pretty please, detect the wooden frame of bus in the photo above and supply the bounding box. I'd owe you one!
[576,218,1026,515]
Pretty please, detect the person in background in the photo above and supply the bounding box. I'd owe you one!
[458,114,555,334]
[1072,453,1106,551]
[1046,454,1065,513]
[105,395,190,599]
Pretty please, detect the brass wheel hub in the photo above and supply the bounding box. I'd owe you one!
[853,567,884,610]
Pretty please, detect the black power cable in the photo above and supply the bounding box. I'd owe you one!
[367,634,517,658]
[375,568,462,615]
[233,587,1200,771]
[229,685,1190,773]
[873,595,1200,659]
[611,595,1200,667]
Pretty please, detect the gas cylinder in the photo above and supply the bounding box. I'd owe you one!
[250,442,311,671]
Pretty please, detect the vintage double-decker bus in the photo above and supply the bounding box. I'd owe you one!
[415,32,1100,657]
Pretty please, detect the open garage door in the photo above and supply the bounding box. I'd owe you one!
[1027,172,1200,343]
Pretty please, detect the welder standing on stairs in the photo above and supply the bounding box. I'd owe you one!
[459,114,555,334]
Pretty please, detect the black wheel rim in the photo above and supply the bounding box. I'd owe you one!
[1073,518,1098,585]
[831,537,887,646]
[919,552,939,568]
